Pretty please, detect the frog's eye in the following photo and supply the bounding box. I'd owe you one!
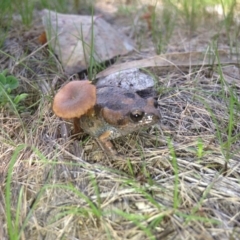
[130,110,144,122]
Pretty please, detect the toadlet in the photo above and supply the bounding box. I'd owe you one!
[53,80,160,155]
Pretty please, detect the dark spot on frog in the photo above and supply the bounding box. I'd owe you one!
[124,92,135,99]
[136,87,157,99]
[153,100,158,108]
[102,102,128,111]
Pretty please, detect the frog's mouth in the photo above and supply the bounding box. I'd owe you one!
[145,114,155,124]
[144,113,160,124]
[132,112,160,126]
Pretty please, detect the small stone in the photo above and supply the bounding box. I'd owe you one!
[96,68,156,92]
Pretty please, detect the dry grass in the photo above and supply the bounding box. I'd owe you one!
[1,1,240,239]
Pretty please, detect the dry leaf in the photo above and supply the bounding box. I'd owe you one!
[41,9,134,75]
[96,50,239,78]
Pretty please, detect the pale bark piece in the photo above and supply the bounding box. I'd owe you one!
[96,50,239,78]
[42,9,134,75]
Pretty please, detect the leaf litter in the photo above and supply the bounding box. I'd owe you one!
[0,1,240,240]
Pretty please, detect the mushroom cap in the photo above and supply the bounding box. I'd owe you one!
[53,80,96,119]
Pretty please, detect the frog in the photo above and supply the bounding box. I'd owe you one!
[75,85,161,155]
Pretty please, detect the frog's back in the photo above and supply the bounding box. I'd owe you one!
[96,86,150,115]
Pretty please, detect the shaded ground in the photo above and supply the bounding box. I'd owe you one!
[1,0,240,239]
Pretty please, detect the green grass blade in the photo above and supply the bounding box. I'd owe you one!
[5,144,26,240]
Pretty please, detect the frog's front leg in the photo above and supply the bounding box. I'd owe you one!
[73,117,84,135]
[97,130,118,155]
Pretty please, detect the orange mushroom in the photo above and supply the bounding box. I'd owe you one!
[53,80,96,133]
[38,31,47,45]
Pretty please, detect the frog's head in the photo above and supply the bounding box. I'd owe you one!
[128,97,160,125]
[99,87,160,133]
